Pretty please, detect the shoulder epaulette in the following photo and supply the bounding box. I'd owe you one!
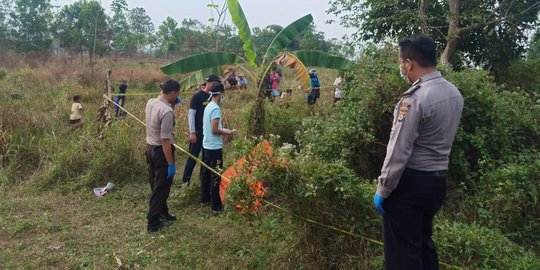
[403,84,421,96]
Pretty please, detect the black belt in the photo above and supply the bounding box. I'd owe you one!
[404,168,446,176]
[146,144,162,150]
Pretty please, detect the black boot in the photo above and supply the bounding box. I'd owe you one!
[147,215,167,233]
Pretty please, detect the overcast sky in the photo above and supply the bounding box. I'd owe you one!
[52,0,354,40]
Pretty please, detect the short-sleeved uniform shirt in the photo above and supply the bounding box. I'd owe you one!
[145,96,174,146]
[202,100,223,150]
[70,102,83,120]
[190,90,211,133]
[377,71,463,197]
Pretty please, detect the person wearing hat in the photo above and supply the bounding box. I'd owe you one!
[201,82,236,214]
[181,75,221,187]
[145,79,182,233]
[307,69,320,106]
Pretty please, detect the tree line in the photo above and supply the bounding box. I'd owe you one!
[328,0,540,75]
[0,0,353,60]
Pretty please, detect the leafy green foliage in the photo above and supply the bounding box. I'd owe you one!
[160,51,238,75]
[155,18,209,57]
[178,66,221,90]
[55,0,109,57]
[263,14,313,63]
[109,0,130,55]
[0,0,11,51]
[282,45,540,265]
[251,25,282,61]
[293,50,353,70]
[499,59,540,97]
[229,141,381,268]
[529,31,540,60]
[126,7,154,54]
[435,220,540,269]
[9,0,53,52]
[227,0,257,66]
[328,0,540,75]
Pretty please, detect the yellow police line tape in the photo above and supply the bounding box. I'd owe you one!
[112,93,157,96]
[102,94,462,270]
[110,86,337,97]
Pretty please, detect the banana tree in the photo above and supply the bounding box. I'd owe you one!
[160,0,352,135]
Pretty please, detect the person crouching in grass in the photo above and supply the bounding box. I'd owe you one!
[69,95,84,128]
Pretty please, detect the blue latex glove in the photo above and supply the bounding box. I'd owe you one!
[373,194,385,215]
[167,163,175,181]
[175,97,182,105]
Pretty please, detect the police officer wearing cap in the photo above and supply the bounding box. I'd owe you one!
[181,75,221,188]
[374,35,463,269]
[145,79,182,233]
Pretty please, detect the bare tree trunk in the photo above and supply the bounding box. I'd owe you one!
[440,0,460,70]
[97,69,113,125]
[419,0,428,34]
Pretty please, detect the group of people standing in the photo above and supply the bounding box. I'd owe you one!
[262,67,344,106]
[144,76,235,233]
[73,34,464,269]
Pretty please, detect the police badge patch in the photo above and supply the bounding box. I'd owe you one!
[398,100,410,121]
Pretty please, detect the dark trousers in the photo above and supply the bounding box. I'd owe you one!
[181,132,204,184]
[200,148,223,211]
[265,89,273,102]
[382,169,447,270]
[145,145,174,226]
[114,96,125,117]
[307,90,320,105]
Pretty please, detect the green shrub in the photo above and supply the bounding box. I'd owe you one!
[447,70,540,183]
[435,220,540,269]
[265,101,306,145]
[499,59,540,97]
[296,53,409,177]
[227,142,382,269]
[448,151,540,247]
[289,46,540,263]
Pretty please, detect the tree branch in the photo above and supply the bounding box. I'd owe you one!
[458,2,540,35]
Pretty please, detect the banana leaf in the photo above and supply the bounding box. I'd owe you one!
[227,0,257,67]
[179,66,222,90]
[263,14,313,63]
[160,52,238,75]
[292,50,353,70]
[272,52,311,91]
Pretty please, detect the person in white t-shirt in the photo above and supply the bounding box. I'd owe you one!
[333,74,344,105]
[69,95,84,128]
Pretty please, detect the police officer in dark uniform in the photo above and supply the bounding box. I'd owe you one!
[374,35,464,269]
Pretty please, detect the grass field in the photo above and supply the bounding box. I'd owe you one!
[0,56,341,269]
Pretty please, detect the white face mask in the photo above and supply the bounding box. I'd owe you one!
[400,60,412,85]
[220,94,225,104]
